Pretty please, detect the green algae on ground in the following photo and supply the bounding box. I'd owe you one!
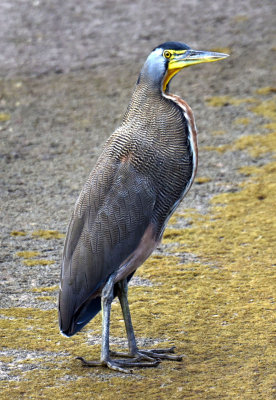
[233,131,276,157]
[23,259,55,266]
[164,162,276,268]
[0,112,11,122]
[16,251,41,258]
[32,230,65,240]
[206,96,257,107]
[251,99,276,120]
[255,87,276,95]
[238,165,260,176]
[10,230,27,236]
[264,122,276,131]
[0,308,99,357]
[16,250,55,266]
[0,356,14,363]
[31,285,59,293]
[203,95,276,157]
[36,296,56,302]
[233,117,250,125]
[11,230,66,239]
[203,129,276,156]
[201,144,228,153]
[161,165,276,399]
[195,176,212,184]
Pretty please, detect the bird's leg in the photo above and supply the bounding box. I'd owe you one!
[117,278,138,355]
[110,279,182,362]
[77,274,160,373]
[100,272,115,363]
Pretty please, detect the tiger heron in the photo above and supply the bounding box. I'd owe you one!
[59,41,228,373]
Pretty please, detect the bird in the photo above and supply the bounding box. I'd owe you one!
[58,41,228,373]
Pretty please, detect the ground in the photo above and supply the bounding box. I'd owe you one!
[0,0,275,399]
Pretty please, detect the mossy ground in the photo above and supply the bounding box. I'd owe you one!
[1,88,275,399]
[15,242,57,266]
[31,230,66,240]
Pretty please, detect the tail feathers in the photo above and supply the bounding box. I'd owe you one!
[59,272,136,337]
[59,292,101,337]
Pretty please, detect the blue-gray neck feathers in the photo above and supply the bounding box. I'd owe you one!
[137,48,166,91]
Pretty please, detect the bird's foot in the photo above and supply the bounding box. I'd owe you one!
[110,345,183,362]
[76,355,160,374]
[77,346,181,373]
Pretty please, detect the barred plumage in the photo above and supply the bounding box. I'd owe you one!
[58,42,228,373]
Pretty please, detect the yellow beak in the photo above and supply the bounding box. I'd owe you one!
[163,49,229,91]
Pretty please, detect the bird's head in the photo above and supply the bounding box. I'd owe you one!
[138,41,229,93]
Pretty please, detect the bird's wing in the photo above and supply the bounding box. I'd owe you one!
[59,154,156,333]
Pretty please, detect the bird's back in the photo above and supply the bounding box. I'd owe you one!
[59,85,194,336]
[119,85,194,230]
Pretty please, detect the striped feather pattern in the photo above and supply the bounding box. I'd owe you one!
[59,79,197,336]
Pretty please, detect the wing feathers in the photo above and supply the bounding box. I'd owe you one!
[59,158,156,334]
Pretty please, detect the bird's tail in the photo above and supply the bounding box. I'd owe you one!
[58,288,102,337]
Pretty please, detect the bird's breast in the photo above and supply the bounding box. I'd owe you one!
[163,92,198,176]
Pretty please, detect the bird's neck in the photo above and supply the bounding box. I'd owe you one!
[122,82,163,123]
[136,74,163,97]
[136,56,167,95]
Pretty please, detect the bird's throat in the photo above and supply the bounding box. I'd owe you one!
[162,68,182,92]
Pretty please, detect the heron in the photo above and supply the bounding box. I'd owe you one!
[58,41,228,373]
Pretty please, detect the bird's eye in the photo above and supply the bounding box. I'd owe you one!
[163,50,172,59]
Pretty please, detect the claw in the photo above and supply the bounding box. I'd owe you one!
[76,356,102,367]
[146,346,176,354]
[106,360,133,374]
[77,344,182,373]
[139,350,182,361]
[76,355,160,373]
